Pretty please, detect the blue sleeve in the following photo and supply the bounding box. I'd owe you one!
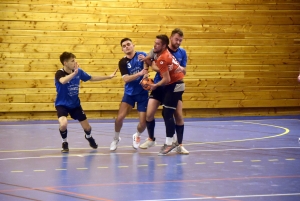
[181,49,187,67]
[78,68,92,82]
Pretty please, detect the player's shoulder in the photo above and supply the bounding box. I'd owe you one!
[136,51,147,56]
[178,47,187,54]
[55,69,65,75]
[119,56,128,64]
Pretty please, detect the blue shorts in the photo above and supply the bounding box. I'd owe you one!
[122,93,149,112]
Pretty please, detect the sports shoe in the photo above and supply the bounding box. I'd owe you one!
[175,145,189,155]
[171,141,179,152]
[132,134,141,149]
[61,142,69,153]
[85,136,98,149]
[110,137,121,151]
[139,138,156,149]
[158,143,176,156]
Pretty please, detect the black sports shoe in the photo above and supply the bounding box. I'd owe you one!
[61,142,69,153]
[85,136,98,149]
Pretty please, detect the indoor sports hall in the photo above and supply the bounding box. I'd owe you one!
[1,0,300,200]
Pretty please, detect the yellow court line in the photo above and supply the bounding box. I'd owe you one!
[251,160,261,162]
[0,120,291,154]
[76,168,88,170]
[118,166,128,168]
[214,162,225,164]
[55,169,67,171]
[157,164,168,166]
[97,167,109,169]
[195,162,206,164]
[286,158,295,161]
[34,170,45,172]
[185,121,290,145]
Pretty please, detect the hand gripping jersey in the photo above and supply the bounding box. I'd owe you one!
[155,49,184,85]
[54,68,91,108]
[119,51,148,95]
[153,46,187,83]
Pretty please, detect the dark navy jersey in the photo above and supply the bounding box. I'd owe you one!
[153,47,187,83]
[54,68,91,108]
[119,51,148,95]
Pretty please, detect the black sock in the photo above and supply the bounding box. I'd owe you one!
[162,107,175,138]
[60,129,67,140]
[176,124,184,144]
[146,119,155,140]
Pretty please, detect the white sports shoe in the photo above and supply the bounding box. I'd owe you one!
[132,134,141,149]
[175,145,189,155]
[139,138,156,149]
[110,137,121,151]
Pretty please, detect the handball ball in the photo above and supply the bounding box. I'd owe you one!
[141,77,154,91]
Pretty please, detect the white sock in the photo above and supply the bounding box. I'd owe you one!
[62,138,67,142]
[134,131,141,137]
[172,134,177,143]
[114,132,120,139]
[85,134,91,138]
[166,137,173,145]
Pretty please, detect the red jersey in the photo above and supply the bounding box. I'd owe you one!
[155,49,184,85]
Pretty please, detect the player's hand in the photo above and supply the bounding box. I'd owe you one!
[149,83,157,91]
[138,54,146,61]
[298,75,300,82]
[109,68,118,78]
[175,66,184,73]
[73,62,79,75]
[138,69,148,76]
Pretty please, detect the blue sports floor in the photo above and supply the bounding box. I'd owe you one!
[0,116,300,201]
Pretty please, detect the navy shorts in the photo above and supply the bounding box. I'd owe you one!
[149,86,165,103]
[55,105,87,122]
[121,93,149,112]
[163,81,185,110]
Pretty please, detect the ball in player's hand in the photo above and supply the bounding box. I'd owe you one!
[141,77,154,91]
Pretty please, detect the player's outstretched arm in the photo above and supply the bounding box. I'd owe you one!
[59,62,79,84]
[89,68,118,82]
[122,69,148,83]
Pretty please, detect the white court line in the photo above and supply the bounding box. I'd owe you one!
[0,118,298,126]
[0,147,300,161]
[134,193,300,201]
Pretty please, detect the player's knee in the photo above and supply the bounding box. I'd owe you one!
[59,117,68,130]
[174,115,184,125]
[162,107,175,120]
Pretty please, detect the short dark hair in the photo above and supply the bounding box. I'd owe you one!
[60,52,76,65]
[120,38,132,46]
[156,34,169,46]
[171,28,184,37]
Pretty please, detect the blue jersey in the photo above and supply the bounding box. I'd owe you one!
[54,68,91,108]
[119,51,148,96]
[153,47,187,83]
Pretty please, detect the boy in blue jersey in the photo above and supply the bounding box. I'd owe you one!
[139,28,189,154]
[110,38,149,151]
[55,52,117,153]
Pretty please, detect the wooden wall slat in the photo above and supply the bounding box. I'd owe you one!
[1,0,300,120]
[2,12,300,25]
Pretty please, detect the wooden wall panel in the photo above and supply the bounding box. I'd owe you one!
[0,0,300,120]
